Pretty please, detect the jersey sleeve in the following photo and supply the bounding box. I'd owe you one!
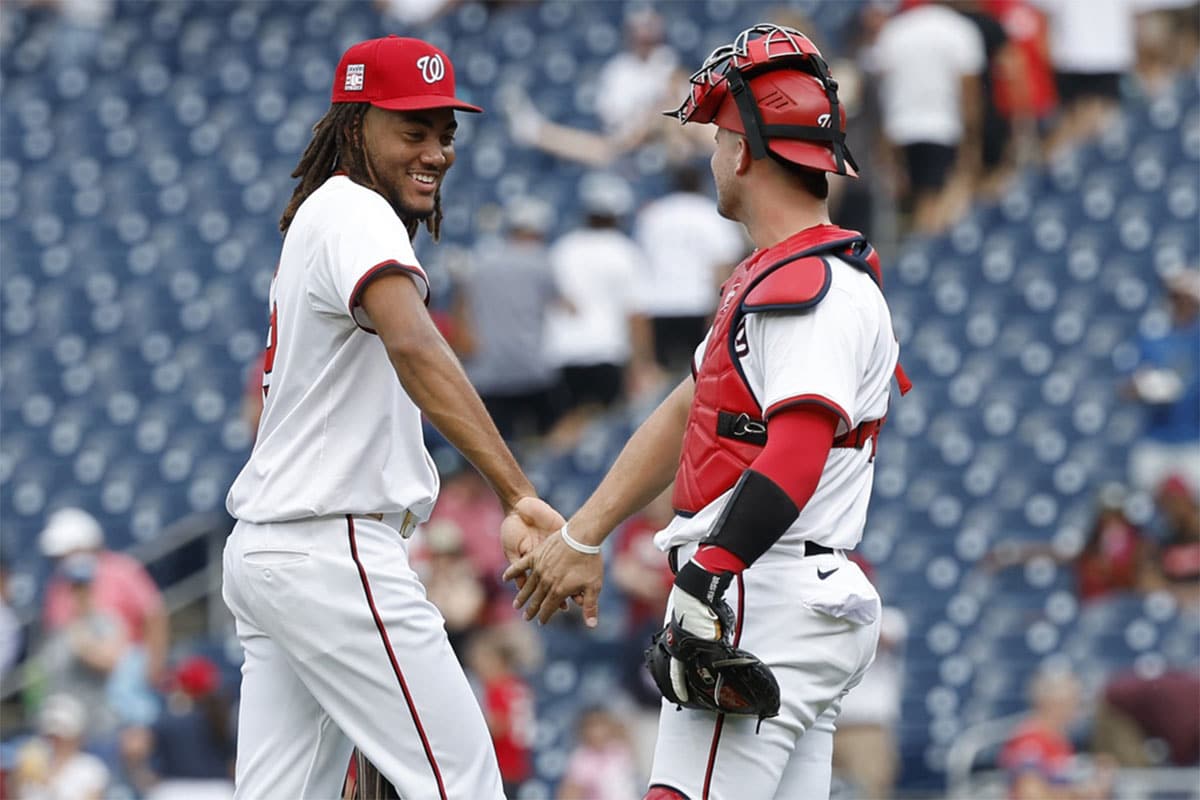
[307,190,429,332]
[742,289,861,434]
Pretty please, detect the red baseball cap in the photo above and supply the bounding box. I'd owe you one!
[331,35,482,113]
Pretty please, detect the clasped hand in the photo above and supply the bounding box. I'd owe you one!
[502,522,604,628]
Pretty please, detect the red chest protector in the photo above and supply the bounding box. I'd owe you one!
[672,225,911,516]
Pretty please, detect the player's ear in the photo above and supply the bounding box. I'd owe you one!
[734,135,753,176]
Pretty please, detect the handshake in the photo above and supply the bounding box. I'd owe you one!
[499,499,779,723]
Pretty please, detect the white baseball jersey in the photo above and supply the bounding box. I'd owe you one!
[648,253,896,800]
[655,254,900,556]
[223,174,505,800]
[227,175,440,524]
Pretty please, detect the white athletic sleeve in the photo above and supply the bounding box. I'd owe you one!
[740,287,862,435]
[306,189,429,333]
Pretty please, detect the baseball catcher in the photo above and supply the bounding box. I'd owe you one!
[506,21,911,800]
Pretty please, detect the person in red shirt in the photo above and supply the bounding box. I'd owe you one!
[1075,490,1153,602]
[1147,475,1200,607]
[467,629,535,798]
[39,508,168,686]
[1000,669,1114,800]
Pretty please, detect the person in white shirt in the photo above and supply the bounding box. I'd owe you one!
[633,164,747,374]
[506,24,910,800]
[222,36,562,800]
[503,9,710,169]
[14,694,109,800]
[543,173,655,443]
[868,1,986,233]
[1033,0,1142,152]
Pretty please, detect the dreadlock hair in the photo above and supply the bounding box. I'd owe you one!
[279,102,444,242]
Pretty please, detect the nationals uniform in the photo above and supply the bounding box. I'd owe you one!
[223,174,503,799]
[649,226,902,800]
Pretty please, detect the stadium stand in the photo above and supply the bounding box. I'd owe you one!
[1,1,1197,797]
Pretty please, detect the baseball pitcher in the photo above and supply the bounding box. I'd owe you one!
[223,36,562,800]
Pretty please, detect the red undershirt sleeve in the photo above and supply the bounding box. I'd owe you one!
[693,403,839,573]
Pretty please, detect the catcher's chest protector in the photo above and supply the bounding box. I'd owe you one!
[672,225,895,515]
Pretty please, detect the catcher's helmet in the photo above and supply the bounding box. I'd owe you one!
[667,24,858,177]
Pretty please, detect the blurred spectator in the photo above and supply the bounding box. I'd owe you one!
[610,489,675,709]
[833,557,907,800]
[504,9,684,167]
[1074,485,1155,601]
[1133,7,1185,97]
[39,508,168,686]
[544,174,652,447]
[632,164,747,376]
[867,0,986,234]
[19,0,113,70]
[373,0,456,27]
[416,520,487,656]
[556,707,639,800]
[986,482,1155,602]
[828,5,891,240]
[1143,475,1200,606]
[1033,0,1138,153]
[1093,666,1200,767]
[982,0,1059,166]
[35,553,155,741]
[13,693,109,800]
[1123,269,1200,497]
[121,655,235,800]
[466,630,535,798]
[455,197,563,442]
[955,1,1025,194]
[1000,668,1114,800]
[421,461,511,590]
[0,558,22,683]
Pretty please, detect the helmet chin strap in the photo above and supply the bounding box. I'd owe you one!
[726,68,771,161]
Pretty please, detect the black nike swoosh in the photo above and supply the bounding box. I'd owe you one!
[817,567,839,580]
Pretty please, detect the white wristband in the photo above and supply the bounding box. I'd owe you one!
[559,524,602,555]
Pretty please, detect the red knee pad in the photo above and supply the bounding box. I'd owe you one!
[644,785,690,800]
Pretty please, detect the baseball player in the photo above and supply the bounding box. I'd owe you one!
[505,24,911,800]
[222,36,563,800]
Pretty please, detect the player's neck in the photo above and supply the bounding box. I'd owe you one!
[742,192,831,250]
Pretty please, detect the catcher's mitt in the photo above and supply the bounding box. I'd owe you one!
[644,616,781,726]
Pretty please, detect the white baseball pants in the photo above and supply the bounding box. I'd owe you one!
[222,515,504,800]
[648,544,882,800]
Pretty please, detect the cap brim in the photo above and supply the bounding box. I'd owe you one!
[371,96,483,113]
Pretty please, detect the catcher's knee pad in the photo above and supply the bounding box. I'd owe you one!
[644,784,691,800]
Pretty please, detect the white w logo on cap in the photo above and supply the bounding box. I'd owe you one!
[416,54,445,84]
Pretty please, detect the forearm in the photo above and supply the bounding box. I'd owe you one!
[389,330,533,510]
[569,378,692,546]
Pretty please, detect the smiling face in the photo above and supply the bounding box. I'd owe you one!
[360,106,457,220]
